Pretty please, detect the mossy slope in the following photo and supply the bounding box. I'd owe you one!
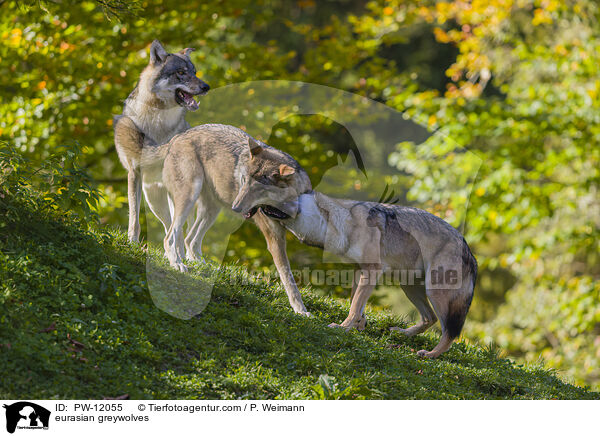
[0,195,597,400]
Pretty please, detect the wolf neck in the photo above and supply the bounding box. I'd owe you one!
[124,69,186,145]
[282,191,338,251]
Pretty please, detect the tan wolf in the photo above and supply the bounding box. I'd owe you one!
[230,143,478,358]
[114,40,209,243]
[136,124,313,316]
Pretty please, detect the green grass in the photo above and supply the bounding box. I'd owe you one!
[0,193,598,400]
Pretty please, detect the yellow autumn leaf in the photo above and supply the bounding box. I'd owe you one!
[10,28,22,45]
[587,89,597,100]
[554,44,568,56]
[546,0,559,12]
[433,27,451,43]
[532,8,552,26]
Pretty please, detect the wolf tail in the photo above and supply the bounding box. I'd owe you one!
[445,238,477,339]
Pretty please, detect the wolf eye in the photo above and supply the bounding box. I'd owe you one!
[255,175,271,185]
[177,70,185,76]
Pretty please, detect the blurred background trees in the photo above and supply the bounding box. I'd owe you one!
[1,0,598,388]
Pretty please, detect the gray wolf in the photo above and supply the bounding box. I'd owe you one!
[230,145,477,358]
[114,40,209,242]
[141,124,313,316]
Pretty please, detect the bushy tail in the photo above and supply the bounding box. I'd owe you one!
[445,239,477,339]
[445,292,473,339]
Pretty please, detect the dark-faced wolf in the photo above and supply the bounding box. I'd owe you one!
[114,40,209,243]
[138,124,313,316]
[230,144,478,358]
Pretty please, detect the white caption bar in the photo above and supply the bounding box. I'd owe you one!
[0,400,597,436]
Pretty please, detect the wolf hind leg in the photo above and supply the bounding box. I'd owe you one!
[164,179,203,272]
[185,198,220,262]
[390,284,437,337]
[416,283,473,358]
[143,183,172,235]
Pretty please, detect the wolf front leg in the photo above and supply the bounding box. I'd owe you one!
[253,212,310,316]
[114,115,145,243]
[127,169,142,242]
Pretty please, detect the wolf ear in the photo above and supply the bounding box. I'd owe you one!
[150,40,168,65]
[179,47,195,58]
[248,137,263,158]
[279,164,295,177]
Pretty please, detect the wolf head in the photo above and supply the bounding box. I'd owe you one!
[232,137,312,220]
[140,40,210,111]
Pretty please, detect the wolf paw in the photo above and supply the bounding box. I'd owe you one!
[186,254,205,264]
[172,262,188,273]
[296,311,312,317]
[416,349,437,358]
[328,322,355,331]
[185,249,205,263]
[390,326,415,336]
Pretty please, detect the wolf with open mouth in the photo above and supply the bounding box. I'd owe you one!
[114,40,210,244]
[137,124,313,316]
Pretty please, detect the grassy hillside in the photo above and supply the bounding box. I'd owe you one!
[0,189,597,400]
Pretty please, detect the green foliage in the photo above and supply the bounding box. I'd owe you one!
[0,142,100,226]
[310,374,383,400]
